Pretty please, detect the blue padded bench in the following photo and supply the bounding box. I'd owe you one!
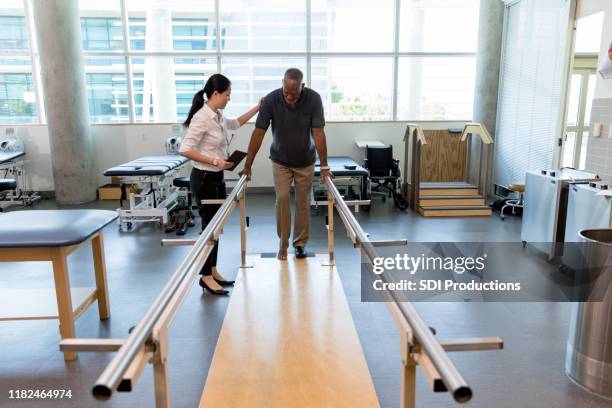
[0,209,118,360]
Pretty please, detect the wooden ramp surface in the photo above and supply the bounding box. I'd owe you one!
[199,254,380,408]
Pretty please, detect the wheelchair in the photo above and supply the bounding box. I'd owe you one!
[363,145,408,211]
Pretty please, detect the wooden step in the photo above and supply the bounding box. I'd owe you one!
[418,205,492,217]
[420,188,480,197]
[419,195,485,207]
[419,182,479,197]
[420,182,476,188]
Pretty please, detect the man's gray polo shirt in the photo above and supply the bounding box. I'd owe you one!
[255,87,325,168]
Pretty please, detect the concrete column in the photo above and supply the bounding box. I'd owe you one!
[470,0,505,196]
[32,0,96,204]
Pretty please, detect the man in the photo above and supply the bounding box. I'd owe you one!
[240,68,332,260]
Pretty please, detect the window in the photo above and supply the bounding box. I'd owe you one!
[220,0,306,52]
[312,57,393,121]
[0,0,481,124]
[173,19,214,51]
[0,2,36,124]
[574,12,604,54]
[81,18,123,51]
[0,69,36,124]
[126,0,216,52]
[562,72,596,169]
[0,16,29,51]
[130,56,217,123]
[174,57,217,119]
[221,57,306,119]
[397,57,476,120]
[85,58,129,123]
[398,0,479,53]
[129,18,146,50]
[79,0,123,51]
[312,0,394,52]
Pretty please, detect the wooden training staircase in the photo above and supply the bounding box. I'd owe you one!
[404,124,494,218]
[418,182,492,217]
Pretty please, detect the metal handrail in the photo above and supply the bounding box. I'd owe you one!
[324,176,472,403]
[92,175,248,400]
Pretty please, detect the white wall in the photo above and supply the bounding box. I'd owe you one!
[0,121,463,192]
[576,0,606,19]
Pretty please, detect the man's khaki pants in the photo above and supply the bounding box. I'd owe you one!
[272,161,315,251]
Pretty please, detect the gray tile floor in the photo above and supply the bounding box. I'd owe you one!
[0,194,609,407]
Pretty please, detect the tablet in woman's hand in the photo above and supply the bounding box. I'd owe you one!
[227,151,247,171]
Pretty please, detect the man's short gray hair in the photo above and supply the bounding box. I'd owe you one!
[284,68,303,83]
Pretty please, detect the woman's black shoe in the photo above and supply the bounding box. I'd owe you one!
[214,278,235,287]
[199,278,229,295]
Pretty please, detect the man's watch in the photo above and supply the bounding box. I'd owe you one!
[212,158,219,167]
[320,165,330,171]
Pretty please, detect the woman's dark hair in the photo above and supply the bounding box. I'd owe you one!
[183,73,231,127]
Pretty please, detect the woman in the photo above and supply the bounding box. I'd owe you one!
[179,74,261,295]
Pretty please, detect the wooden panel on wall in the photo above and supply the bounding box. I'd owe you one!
[419,130,466,182]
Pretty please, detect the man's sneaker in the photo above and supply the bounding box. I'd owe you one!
[295,246,307,258]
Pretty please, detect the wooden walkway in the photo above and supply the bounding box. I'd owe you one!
[199,254,380,407]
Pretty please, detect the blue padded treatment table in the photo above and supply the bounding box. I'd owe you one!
[0,209,117,247]
[314,156,368,177]
[314,156,369,201]
[0,150,25,165]
[0,210,117,361]
[104,155,188,177]
[0,150,41,209]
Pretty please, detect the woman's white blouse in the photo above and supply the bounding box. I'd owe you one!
[179,103,241,171]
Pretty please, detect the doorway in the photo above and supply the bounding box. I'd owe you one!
[561,12,604,170]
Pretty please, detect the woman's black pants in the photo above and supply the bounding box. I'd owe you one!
[189,167,226,276]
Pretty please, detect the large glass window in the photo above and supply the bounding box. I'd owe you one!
[0,0,481,124]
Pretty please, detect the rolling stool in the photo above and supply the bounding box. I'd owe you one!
[501,183,524,220]
[166,176,195,235]
[0,179,17,212]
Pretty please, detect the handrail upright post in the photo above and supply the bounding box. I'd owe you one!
[400,330,416,408]
[239,190,252,268]
[326,186,335,266]
[401,355,417,408]
[152,328,170,408]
